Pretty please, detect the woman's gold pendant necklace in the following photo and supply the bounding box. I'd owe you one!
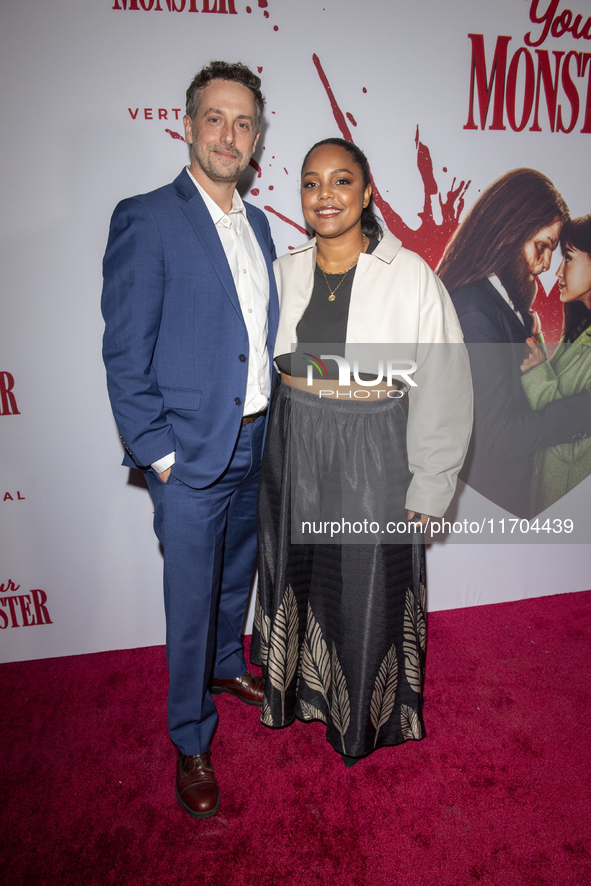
[317,234,367,301]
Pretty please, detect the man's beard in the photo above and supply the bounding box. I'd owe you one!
[193,143,247,183]
[498,250,537,321]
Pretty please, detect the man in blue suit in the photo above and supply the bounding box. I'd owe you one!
[102,62,279,819]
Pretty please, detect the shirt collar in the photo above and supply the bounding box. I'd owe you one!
[488,274,524,322]
[488,274,516,308]
[186,166,245,224]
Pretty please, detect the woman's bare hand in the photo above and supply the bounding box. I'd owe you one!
[521,337,546,373]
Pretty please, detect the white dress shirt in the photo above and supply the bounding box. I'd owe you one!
[152,169,270,474]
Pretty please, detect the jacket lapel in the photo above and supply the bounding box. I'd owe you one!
[552,334,591,381]
[173,169,243,320]
[273,243,316,358]
[481,279,529,341]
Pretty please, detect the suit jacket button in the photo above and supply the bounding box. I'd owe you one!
[235,397,242,405]
[239,354,247,362]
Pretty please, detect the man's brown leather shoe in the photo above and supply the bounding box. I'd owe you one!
[175,750,220,819]
[211,670,264,706]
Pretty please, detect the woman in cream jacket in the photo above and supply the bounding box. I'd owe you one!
[251,138,472,765]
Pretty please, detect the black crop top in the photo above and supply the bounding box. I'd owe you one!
[275,236,378,378]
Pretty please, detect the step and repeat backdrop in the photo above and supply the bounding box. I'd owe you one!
[1,0,590,662]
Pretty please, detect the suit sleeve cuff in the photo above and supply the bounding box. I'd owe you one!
[151,452,176,473]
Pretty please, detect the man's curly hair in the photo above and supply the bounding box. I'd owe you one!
[186,61,265,130]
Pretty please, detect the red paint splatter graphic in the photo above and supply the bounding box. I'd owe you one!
[258,66,263,73]
[258,0,268,6]
[273,24,278,30]
[311,54,470,270]
[362,87,367,94]
[264,10,269,17]
[246,5,251,11]
[284,167,289,174]
[264,206,308,237]
[312,54,350,138]
[249,158,262,177]
[251,188,260,196]
[165,129,185,142]
[346,112,357,127]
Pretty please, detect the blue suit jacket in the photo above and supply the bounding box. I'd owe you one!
[451,277,591,516]
[102,168,279,488]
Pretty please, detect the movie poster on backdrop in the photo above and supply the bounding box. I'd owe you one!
[1,0,590,662]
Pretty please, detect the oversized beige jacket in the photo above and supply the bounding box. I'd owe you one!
[273,231,473,517]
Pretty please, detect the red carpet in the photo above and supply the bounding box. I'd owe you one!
[2,591,591,886]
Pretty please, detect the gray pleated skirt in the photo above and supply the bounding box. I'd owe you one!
[252,383,427,759]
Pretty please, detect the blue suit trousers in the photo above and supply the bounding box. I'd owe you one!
[146,415,265,755]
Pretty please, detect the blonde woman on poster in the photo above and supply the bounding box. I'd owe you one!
[520,215,591,514]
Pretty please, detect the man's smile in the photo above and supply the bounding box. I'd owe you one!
[211,147,240,160]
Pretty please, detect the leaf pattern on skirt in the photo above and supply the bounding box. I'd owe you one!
[330,642,351,754]
[370,644,399,748]
[418,581,427,653]
[298,699,327,723]
[401,703,423,741]
[300,602,331,705]
[403,587,422,694]
[267,584,299,724]
[261,695,273,727]
[254,593,271,668]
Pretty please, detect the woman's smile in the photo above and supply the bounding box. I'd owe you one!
[315,205,342,217]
